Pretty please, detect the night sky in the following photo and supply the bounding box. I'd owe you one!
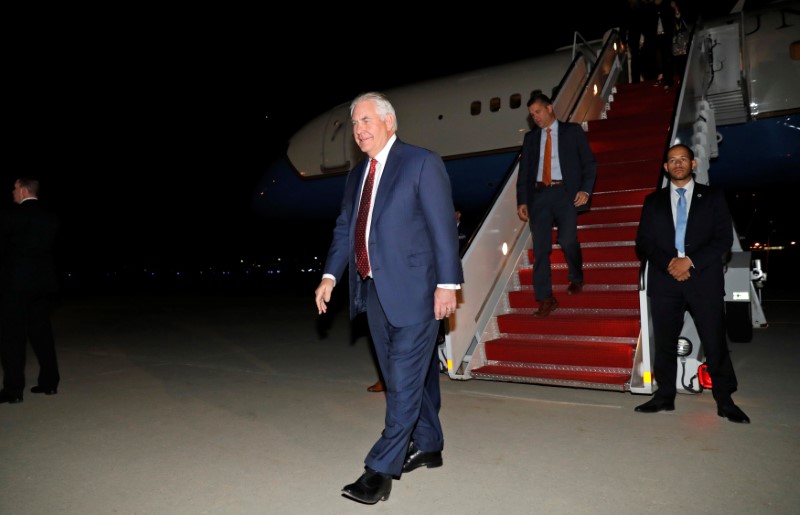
[9,1,783,293]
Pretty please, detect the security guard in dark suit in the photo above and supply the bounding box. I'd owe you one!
[0,177,61,404]
[634,144,749,423]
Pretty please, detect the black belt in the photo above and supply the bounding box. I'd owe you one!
[535,180,563,189]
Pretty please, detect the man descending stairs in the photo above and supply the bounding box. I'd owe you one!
[470,81,677,391]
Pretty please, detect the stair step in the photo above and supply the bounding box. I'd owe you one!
[595,145,667,165]
[588,112,672,133]
[595,173,658,192]
[588,124,669,143]
[579,205,642,225]
[607,102,673,119]
[469,365,631,390]
[508,289,639,309]
[528,244,637,264]
[615,79,669,92]
[590,189,654,208]
[518,266,639,286]
[607,92,676,118]
[596,159,662,178]
[496,312,640,338]
[590,134,667,154]
[483,337,635,367]
[566,224,640,243]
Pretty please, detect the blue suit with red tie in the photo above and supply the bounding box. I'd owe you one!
[323,137,464,476]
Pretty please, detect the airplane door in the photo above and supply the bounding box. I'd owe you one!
[321,103,353,174]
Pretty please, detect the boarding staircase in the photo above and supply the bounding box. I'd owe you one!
[465,82,677,391]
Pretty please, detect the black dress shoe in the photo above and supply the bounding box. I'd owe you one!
[533,297,559,317]
[567,281,583,295]
[402,442,443,473]
[31,386,58,395]
[341,468,391,504]
[0,390,23,404]
[634,397,675,413]
[718,403,750,424]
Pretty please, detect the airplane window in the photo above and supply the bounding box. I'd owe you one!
[510,94,521,109]
[471,101,481,116]
[490,97,501,112]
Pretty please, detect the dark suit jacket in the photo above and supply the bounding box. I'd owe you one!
[636,182,732,298]
[642,0,677,42]
[516,121,597,211]
[323,138,464,327]
[0,199,60,295]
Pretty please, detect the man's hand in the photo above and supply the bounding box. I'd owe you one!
[434,287,457,320]
[517,204,529,222]
[574,191,590,207]
[315,278,335,314]
[668,257,692,282]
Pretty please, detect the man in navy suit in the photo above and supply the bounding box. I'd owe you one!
[516,90,596,316]
[315,92,464,504]
[0,177,61,404]
[634,144,749,423]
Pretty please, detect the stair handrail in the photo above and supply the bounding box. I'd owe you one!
[443,158,530,379]
[566,29,625,124]
[443,44,603,379]
[571,31,598,63]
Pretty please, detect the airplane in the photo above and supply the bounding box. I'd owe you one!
[251,43,584,223]
[252,0,799,395]
[252,2,799,224]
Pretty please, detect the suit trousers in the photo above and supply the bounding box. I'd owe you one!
[1,292,60,394]
[650,294,738,403]
[530,186,583,301]
[363,278,443,477]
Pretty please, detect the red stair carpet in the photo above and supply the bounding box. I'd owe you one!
[470,81,677,391]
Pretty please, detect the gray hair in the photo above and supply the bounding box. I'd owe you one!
[350,92,398,131]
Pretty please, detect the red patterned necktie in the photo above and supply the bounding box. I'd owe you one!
[542,127,552,186]
[355,158,377,279]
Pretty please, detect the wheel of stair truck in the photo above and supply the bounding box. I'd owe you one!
[725,301,753,343]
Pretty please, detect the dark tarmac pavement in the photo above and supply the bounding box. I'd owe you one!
[1,291,798,514]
